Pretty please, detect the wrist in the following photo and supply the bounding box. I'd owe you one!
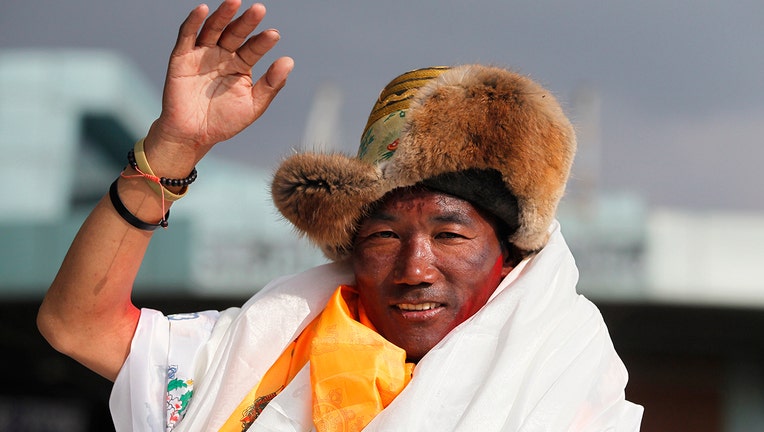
[142,121,205,178]
[130,138,195,202]
[109,178,169,230]
[112,174,172,228]
[110,132,201,231]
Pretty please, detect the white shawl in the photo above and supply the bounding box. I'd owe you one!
[111,222,643,431]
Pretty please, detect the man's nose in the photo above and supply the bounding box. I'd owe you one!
[393,237,437,285]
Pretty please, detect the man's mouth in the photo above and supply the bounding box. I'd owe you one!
[396,302,442,311]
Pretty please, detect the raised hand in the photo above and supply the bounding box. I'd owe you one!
[38,2,294,382]
[147,0,294,166]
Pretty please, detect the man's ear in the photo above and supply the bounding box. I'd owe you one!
[500,241,522,277]
[500,258,514,278]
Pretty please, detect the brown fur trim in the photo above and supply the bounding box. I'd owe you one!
[271,153,384,259]
[385,65,575,251]
[271,64,576,260]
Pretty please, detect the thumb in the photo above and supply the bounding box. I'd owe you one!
[252,57,294,108]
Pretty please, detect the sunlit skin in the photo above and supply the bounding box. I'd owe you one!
[352,188,515,363]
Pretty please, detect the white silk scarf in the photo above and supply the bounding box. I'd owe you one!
[111,222,643,431]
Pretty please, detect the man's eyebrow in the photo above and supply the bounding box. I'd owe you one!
[432,211,474,225]
[366,208,474,224]
[366,211,397,222]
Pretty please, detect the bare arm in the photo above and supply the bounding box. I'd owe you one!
[37,0,293,381]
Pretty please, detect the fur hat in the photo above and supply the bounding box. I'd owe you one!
[272,64,576,261]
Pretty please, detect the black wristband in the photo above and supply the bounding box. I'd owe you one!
[109,179,170,231]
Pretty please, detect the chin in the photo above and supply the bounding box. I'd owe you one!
[400,340,439,364]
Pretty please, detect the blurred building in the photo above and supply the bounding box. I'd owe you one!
[1,50,763,432]
[0,49,327,300]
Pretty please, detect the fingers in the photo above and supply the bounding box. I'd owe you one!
[174,1,276,66]
[216,3,267,52]
[236,28,281,68]
[174,4,209,55]
[196,0,241,47]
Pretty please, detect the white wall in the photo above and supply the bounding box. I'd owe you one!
[646,209,764,306]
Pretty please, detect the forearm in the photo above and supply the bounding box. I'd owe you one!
[37,0,292,381]
[38,134,193,380]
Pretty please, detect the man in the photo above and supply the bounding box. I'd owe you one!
[38,1,643,431]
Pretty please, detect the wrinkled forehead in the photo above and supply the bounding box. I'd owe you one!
[365,186,502,228]
[367,185,460,211]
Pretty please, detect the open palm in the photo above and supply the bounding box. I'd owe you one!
[153,1,293,156]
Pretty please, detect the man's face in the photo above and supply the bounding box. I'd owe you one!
[352,188,514,362]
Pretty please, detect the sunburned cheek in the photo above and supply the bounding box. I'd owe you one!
[487,254,506,283]
[353,247,392,277]
[457,255,505,321]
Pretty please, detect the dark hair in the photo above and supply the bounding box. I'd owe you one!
[421,169,520,235]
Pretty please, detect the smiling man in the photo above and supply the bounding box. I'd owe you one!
[351,188,515,363]
[38,1,642,431]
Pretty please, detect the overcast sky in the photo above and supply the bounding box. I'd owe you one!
[2,0,763,211]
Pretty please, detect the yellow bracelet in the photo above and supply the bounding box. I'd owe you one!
[133,138,190,202]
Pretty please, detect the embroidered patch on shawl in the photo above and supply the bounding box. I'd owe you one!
[166,364,194,430]
[240,388,283,431]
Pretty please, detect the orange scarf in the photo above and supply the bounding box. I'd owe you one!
[219,285,414,432]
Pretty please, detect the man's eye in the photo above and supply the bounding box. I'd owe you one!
[437,232,463,239]
[372,231,396,239]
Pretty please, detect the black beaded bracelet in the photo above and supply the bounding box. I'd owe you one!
[127,149,198,187]
[109,179,170,230]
